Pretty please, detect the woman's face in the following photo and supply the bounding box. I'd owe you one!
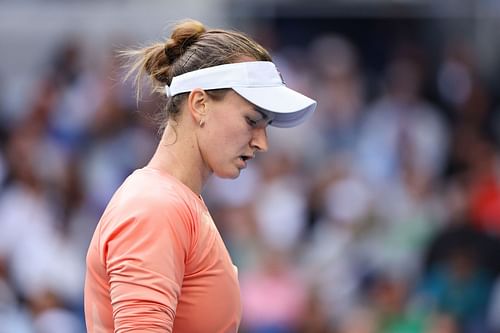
[198,89,273,179]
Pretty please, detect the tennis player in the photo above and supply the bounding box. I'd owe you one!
[84,19,316,333]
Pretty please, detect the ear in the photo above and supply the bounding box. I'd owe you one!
[186,88,208,125]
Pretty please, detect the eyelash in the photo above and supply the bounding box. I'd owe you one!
[246,117,258,127]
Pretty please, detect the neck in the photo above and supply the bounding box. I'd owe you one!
[147,123,210,195]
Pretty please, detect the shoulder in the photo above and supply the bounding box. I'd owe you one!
[99,168,201,236]
[123,168,196,210]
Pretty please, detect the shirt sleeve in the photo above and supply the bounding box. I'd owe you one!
[103,198,192,333]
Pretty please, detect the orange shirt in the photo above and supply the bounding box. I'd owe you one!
[84,167,241,333]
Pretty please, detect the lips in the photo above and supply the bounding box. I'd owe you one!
[239,154,254,162]
[238,154,254,168]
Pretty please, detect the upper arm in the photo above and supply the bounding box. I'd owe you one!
[103,200,192,333]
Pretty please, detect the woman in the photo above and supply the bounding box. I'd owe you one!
[84,19,316,333]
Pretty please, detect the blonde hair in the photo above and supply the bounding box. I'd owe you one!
[122,19,272,130]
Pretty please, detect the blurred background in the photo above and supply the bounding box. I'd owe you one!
[1,0,500,332]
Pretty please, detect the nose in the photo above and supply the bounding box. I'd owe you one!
[250,127,269,152]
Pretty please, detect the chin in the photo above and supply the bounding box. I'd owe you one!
[214,168,241,179]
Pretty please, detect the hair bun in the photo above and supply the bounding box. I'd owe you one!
[164,20,206,64]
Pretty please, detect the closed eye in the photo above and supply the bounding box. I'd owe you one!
[246,117,258,128]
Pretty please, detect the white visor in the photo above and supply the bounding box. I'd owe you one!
[165,61,316,128]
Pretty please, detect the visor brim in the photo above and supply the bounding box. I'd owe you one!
[233,85,316,128]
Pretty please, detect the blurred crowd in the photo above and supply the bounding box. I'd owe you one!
[0,26,500,333]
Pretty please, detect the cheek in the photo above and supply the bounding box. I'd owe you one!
[222,129,249,147]
[211,121,250,147]
[201,123,250,166]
